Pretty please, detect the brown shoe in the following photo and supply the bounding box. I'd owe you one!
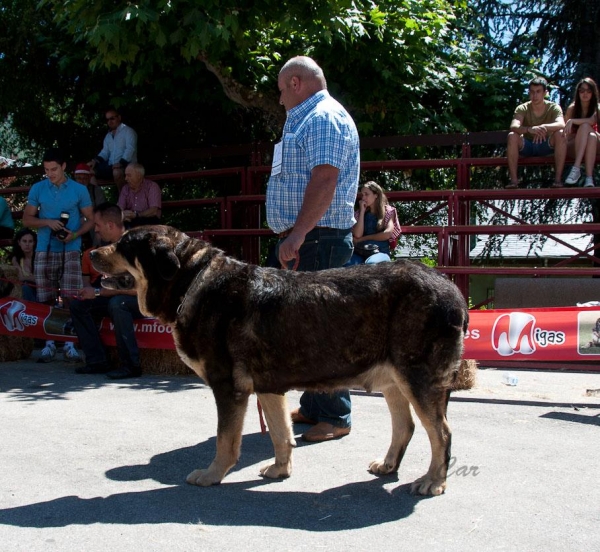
[290,408,317,425]
[504,182,519,189]
[302,422,351,442]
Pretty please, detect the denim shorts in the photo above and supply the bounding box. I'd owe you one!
[520,138,553,157]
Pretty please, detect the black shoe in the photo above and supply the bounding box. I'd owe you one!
[75,363,111,374]
[106,366,142,380]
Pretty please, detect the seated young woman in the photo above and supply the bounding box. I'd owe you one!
[564,77,600,188]
[11,228,37,301]
[347,181,397,265]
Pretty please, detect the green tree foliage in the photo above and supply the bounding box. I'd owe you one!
[469,0,600,100]
[0,0,525,167]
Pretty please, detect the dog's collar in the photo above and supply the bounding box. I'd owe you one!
[176,270,204,316]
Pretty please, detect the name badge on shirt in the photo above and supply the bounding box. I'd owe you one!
[271,141,283,176]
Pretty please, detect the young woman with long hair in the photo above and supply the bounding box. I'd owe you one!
[564,77,600,187]
[11,228,37,301]
[348,181,400,265]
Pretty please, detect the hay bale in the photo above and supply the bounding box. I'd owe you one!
[0,264,15,298]
[451,359,478,391]
[0,334,35,361]
[0,264,34,360]
[107,346,194,376]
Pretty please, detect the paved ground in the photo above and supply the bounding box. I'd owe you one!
[1,355,599,551]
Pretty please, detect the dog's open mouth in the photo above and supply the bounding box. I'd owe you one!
[101,272,136,291]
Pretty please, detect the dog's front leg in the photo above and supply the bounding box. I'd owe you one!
[186,388,249,487]
[256,393,296,479]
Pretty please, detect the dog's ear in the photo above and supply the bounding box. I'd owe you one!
[153,237,181,281]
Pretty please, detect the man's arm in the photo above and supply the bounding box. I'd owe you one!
[71,206,95,240]
[539,114,565,133]
[135,180,161,218]
[138,206,159,218]
[93,133,110,165]
[528,113,565,144]
[22,204,64,233]
[77,286,137,300]
[278,164,339,269]
[119,127,137,166]
[509,115,528,135]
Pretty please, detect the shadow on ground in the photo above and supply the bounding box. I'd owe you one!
[0,431,424,530]
[0,362,205,401]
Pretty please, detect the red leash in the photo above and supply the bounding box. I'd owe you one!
[256,398,267,434]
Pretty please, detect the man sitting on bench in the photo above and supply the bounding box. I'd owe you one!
[506,77,567,189]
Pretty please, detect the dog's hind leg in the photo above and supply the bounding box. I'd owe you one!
[186,390,249,487]
[369,384,415,475]
[408,388,452,496]
[256,393,296,479]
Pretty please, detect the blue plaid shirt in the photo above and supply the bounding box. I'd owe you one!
[266,90,360,234]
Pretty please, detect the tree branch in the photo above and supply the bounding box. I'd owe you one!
[198,54,285,131]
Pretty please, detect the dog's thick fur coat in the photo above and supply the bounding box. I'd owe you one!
[91,225,469,495]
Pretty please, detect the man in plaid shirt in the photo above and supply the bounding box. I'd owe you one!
[266,56,360,442]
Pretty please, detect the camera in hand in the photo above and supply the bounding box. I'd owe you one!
[53,212,70,240]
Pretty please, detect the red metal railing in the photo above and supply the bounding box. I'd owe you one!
[2,132,599,304]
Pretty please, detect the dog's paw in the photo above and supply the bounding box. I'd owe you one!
[259,462,292,479]
[186,468,223,487]
[368,458,397,475]
[410,475,446,496]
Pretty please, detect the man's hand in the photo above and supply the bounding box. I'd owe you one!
[530,125,547,144]
[278,231,305,270]
[57,230,76,243]
[76,286,97,300]
[47,219,65,233]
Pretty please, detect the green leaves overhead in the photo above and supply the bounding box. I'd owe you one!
[1,0,526,161]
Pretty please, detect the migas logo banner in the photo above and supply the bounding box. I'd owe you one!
[2,300,600,359]
[0,298,172,349]
[465,307,600,361]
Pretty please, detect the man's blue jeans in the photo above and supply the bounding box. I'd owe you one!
[70,295,143,369]
[276,227,353,428]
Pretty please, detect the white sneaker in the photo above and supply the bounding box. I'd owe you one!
[584,177,595,188]
[565,166,581,185]
[38,343,56,363]
[63,345,82,363]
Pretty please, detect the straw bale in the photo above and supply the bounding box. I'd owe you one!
[0,264,34,360]
[107,346,194,376]
[451,359,478,391]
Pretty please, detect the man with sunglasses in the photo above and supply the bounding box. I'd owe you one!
[89,108,137,192]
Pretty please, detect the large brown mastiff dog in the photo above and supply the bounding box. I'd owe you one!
[91,225,468,495]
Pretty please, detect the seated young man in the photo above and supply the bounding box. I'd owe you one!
[506,77,567,189]
[70,203,144,380]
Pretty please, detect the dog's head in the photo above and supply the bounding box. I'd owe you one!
[91,225,194,318]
